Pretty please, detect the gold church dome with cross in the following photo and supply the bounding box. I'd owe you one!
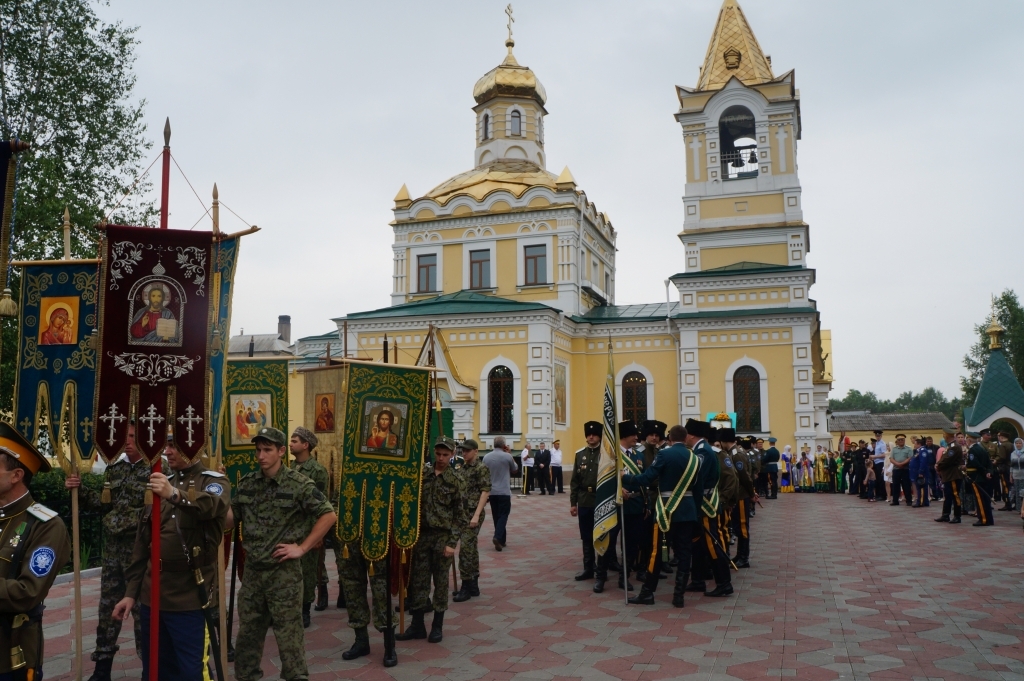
[696,0,775,91]
[473,37,547,108]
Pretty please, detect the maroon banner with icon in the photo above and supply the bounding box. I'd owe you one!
[95,225,213,463]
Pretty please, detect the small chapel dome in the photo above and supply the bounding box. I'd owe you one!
[473,38,547,107]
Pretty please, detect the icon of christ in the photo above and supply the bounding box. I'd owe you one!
[130,282,178,343]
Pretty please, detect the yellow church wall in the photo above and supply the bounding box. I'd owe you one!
[696,287,792,308]
[751,83,792,101]
[698,242,788,270]
[496,239,518,294]
[698,326,792,347]
[698,193,785,221]
[443,243,462,292]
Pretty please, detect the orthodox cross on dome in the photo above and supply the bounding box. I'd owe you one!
[99,403,127,446]
[140,404,164,447]
[505,3,514,43]
[177,405,203,447]
[987,294,1005,350]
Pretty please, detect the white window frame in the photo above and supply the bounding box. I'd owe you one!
[410,245,443,294]
[462,241,496,290]
[518,236,553,287]
[615,362,655,422]
[724,356,770,432]
[479,108,494,142]
[479,355,522,435]
[505,104,527,138]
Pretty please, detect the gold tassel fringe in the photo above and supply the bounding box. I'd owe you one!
[101,483,111,504]
[368,562,374,576]
[342,544,349,559]
[0,289,16,318]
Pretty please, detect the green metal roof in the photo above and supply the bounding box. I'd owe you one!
[966,348,1024,426]
[574,304,815,325]
[341,291,555,320]
[670,263,805,279]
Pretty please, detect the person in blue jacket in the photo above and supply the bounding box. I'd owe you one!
[909,437,930,507]
[621,424,699,607]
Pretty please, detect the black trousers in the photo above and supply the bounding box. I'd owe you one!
[596,525,620,578]
[767,470,778,497]
[691,515,731,586]
[643,520,695,593]
[967,478,993,525]
[488,495,511,546]
[621,511,645,575]
[535,467,551,494]
[941,479,962,518]
[551,465,563,493]
[873,462,887,500]
[733,499,751,560]
[891,468,912,504]
[577,506,595,571]
[524,467,534,491]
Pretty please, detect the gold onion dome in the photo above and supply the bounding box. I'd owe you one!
[473,38,547,107]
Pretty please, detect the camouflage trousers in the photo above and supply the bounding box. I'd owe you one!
[300,544,327,605]
[93,533,143,662]
[234,562,306,681]
[408,529,454,613]
[338,540,389,631]
[457,510,485,580]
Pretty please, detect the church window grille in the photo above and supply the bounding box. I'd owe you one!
[417,254,437,292]
[482,113,490,141]
[510,110,522,136]
[733,366,761,431]
[470,249,490,289]
[622,371,647,425]
[488,366,514,433]
[524,245,546,285]
[719,105,758,180]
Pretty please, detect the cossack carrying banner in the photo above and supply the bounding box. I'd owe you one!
[95,225,214,463]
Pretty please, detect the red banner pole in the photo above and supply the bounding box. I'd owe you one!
[149,117,171,681]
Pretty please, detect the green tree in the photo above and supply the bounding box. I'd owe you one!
[960,290,1024,406]
[0,0,153,411]
[830,387,962,421]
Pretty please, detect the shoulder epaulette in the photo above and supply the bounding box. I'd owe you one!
[27,503,58,522]
[204,470,226,478]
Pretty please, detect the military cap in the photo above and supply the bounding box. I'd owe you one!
[434,436,456,452]
[640,420,667,439]
[0,421,51,475]
[768,436,778,444]
[252,426,288,447]
[895,433,907,439]
[462,438,479,451]
[291,426,318,449]
[873,429,883,435]
[979,428,991,436]
[965,431,980,438]
[719,428,737,442]
[618,421,639,439]
[684,418,713,439]
[584,421,602,438]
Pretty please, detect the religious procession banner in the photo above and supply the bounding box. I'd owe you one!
[207,236,240,459]
[95,225,214,463]
[13,260,100,464]
[593,344,621,556]
[221,357,289,485]
[303,360,431,561]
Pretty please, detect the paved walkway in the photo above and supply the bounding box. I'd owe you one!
[42,491,1024,680]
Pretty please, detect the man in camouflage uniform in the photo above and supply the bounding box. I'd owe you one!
[337,534,394,666]
[65,422,149,681]
[231,427,337,681]
[396,437,466,644]
[289,426,330,627]
[453,439,491,602]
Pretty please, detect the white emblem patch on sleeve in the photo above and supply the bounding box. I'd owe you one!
[29,547,56,577]
[205,483,224,495]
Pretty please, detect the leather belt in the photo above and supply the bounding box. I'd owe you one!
[661,491,692,498]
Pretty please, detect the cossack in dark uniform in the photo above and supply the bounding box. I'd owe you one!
[965,434,994,526]
[0,422,72,681]
[685,419,733,598]
[936,436,965,523]
[570,421,603,582]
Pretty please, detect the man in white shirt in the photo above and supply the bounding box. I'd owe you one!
[550,440,564,493]
[872,430,889,502]
[520,443,534,496]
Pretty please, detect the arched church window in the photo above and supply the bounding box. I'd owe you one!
[733,366,761,432]
[719,105,758,180]
[510,110,522,136]
[488,366,514,433]
[482,113,490,141]
[622,371,647,425]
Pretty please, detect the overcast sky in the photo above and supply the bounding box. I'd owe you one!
[98,0,1024,401]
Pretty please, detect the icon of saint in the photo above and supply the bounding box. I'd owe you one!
[130,284,177,342]
[315,397,334,432]
[366,409,398,449]
[39,307,73,345]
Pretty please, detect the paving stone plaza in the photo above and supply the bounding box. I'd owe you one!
[43,492,1024,680]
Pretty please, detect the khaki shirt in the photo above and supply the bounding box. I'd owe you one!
[126,462,230,611]
[569,446,601,508]
[0,493,71,674]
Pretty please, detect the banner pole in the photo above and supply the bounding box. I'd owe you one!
[71,467,83,680]
[149,117,171,681]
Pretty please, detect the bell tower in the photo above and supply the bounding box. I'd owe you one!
[675,0,805,273]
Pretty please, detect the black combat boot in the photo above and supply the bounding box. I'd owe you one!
[672,572,688,608]
[949,516,962,524]
[302,602,312,628]
[685,578,706,593]
[575,543,595,580]
[315,580,329,611]
[453,580,473,602]
[617,573,634,591]
[428,610,445,643]
[468,577,480,597]
[627,586,655,605]
[87,659,113,681]
[337,589,347,609]
[341,627,371,660]
[934,515,950,522]
[395,610,427,640]
[593,565,607,593]
[706,583,734,597]
[383,627,398,668]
